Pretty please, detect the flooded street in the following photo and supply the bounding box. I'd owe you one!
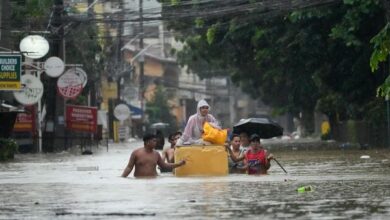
[1,141,390,219]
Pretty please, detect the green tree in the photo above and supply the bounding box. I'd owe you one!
[145,85,178,134]
[160,0,387,133]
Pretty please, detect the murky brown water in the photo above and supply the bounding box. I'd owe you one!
[1,141,389,219]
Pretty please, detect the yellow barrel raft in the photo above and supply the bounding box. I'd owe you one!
[174,145,228,177]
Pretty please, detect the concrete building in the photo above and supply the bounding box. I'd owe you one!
[66,0,290,137]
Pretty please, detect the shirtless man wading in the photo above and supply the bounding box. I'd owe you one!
[121,133,186,178]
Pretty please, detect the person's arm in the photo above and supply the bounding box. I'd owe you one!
[161,149,167,163]
[207,114,221,129]
[121,152,136,177]
[225,145,245,162]
[241,156,249,171]
[177,116,195,145]
[157,152,186,169]
[264,152,274,170]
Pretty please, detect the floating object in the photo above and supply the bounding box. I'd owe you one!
[297,185,313,193]
[174,145,228,177]
[360,155,370,159]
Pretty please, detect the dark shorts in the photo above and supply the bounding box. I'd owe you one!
[159,167,173,173]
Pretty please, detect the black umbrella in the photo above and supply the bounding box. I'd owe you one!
[233,117,283,139]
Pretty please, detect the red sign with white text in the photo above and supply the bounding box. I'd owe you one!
[65,105,97,133]
[13,105,36,132]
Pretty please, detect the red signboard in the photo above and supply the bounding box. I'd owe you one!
[65,105,97,133]
[13,106,36,132]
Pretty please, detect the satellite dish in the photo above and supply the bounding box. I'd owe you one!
[19,35,50,59]
[44,56,65,77]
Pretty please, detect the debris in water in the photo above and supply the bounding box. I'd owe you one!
[297,185,313,193]
[360,155,370,159]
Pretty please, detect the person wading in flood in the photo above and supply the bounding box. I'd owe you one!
[121,133,186,178]
[242,134,274,175]
[225,134,246,174]
[160,131,182,173]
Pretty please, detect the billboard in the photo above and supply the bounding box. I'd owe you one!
[65,105,97,133]
[0,54,21,90]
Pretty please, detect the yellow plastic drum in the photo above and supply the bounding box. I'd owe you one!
[174,145,228,177]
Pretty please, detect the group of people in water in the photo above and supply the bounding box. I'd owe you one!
[121,99,274,178]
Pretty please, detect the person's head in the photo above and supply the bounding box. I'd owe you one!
[249,134,261,151]
[239,132,250,147]
[230,134,241,150]
[168,131,182,147]
[197,99,210,117]
[143,133,157,149]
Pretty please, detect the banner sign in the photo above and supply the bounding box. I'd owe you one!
[13,106,36,132]
[65,105,97,133]
[0,54,22,90]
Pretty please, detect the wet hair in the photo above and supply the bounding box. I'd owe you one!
[231,134,240,140]
[250,134,260,142]
[240,132,249,138]
[168,131,182,141]
[175,131,182,138]
[168,133,175,141]
[143,133,157,142]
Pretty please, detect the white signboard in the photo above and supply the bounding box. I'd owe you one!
[65,67,87,88]
[44,56,65,77]
[19,35,49,59]
[114,104,131,121]
[57,70,83,99]
[13,74,44,105]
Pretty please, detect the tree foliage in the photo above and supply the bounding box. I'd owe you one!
[160,0,387,131]
[145,86,178,134]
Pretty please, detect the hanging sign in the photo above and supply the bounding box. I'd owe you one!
[72,67,88,88]
[114,104,131,121]
[0,54,22,90]
[57,69,83,99]
[44,56,65,77]
[19,35,49,59]
[13,74,44,105]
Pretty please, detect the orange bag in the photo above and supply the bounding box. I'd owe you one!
[202,122,228,145]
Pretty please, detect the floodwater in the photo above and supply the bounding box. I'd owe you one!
[1,141,390,220]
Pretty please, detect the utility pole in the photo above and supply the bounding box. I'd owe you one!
[88,0,96,107]
[44,0,64,152]
[139,0,145,132]
[386,94,390,148]
[116,3,123,103]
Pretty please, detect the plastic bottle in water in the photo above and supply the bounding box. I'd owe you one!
[297,185,313,192]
